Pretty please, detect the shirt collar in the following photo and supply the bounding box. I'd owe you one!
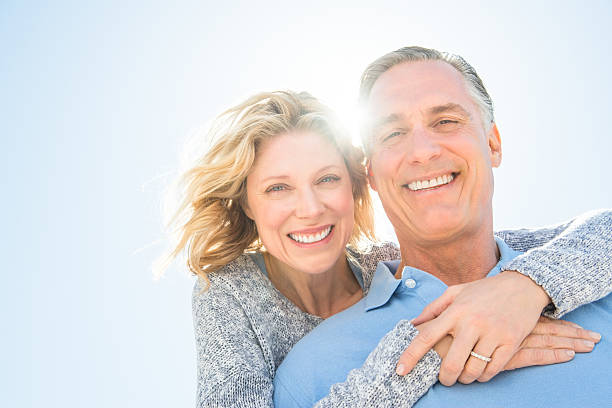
[364,260,402,311]
[488,236,523,277]
[364,237,523,312]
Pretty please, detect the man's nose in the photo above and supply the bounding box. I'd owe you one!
[406,127,441,164]
[295,188,325,219]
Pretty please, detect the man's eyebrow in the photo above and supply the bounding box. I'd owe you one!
[428,103,471,118]
[371,113,404,131]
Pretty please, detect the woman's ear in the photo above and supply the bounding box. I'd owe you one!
[242,198,254,220]
[366,160,378,191]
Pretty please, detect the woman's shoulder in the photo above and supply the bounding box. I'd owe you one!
[192,252,321,372]
[350,241,400,294]
[192,253,269,308]
[352,240,400,267]
[191,254,276,397]
[191,253,281,346]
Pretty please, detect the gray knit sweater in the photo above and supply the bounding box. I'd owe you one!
[192,209,612,407]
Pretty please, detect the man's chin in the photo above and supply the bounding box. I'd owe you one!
[407,215,468,243]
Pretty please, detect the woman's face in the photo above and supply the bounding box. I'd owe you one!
[245,130,355,275]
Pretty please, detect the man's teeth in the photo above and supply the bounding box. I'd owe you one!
[407,174,454,191]
[289,226,332,244]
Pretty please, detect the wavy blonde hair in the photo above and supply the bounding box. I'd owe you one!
[160,91,375,287]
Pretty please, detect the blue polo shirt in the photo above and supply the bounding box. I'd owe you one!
[273,238,612,407]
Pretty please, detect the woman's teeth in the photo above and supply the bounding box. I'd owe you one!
[289,226,332,243]
[407,173,454,191]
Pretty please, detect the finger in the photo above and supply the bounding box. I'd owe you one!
[457,339,497,384]
[531,321,602,343]
[396,319,452,375]
[538,316,582,329]
[504,348,575,371]
[478,344,516,382]
[438,326,479,386]
[520,334,595,353]
[411,287,459,326]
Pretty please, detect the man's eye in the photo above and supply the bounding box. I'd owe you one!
[383,131,402,142]
[438,119,458,125]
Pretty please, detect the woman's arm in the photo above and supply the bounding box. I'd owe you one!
[396,209,612,385]
[268,321,441,408]
[498,208,612,317]
[312,321,439,408]
[303,317,589,407]
[192,279,274,407]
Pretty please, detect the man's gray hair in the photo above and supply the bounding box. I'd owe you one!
[359,46,495,152]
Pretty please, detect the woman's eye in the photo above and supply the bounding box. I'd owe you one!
[319,175,340,184]
[266,185,287,193]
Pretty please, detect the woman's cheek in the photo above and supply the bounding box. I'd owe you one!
[263,198,293,228]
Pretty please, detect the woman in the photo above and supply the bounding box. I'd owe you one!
[161,91,608,406]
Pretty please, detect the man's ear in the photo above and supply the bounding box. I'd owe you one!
[366,160,378,191]
[487,123,502,168]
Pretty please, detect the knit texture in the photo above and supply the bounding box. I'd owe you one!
[193,209,612,407]
[499,209,612,318]
[314,321,441,408]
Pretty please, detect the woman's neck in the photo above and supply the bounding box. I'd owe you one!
[264,252,363,319]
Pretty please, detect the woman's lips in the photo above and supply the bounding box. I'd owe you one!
[288,225,334,245]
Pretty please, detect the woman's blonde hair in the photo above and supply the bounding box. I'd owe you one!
[160,90,374,286]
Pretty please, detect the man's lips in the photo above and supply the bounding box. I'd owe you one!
[403,172,458,191]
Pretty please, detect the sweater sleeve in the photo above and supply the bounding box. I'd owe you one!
[313,320,440,408]
[312,210,612,407]
[495,209,612,318]
[192,279,274,408]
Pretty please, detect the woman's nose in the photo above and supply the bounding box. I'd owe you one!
[294,188,325,219]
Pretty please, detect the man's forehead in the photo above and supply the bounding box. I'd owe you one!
[366,60,473,117]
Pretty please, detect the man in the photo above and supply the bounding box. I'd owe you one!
[273,47,612,407]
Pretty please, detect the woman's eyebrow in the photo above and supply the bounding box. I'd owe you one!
[317,165,341,173]
[258,166,340,184]
[259,175,290,184]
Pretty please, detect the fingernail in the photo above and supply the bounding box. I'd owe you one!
[396,364,406,376]
[568,322,582,329]
[588,331,602,342]
[582,340,595,348]
[565,350,575,357]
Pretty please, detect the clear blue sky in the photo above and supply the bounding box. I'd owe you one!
[3,1,611,407]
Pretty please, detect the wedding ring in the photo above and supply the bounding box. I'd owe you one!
[470,351,492,363]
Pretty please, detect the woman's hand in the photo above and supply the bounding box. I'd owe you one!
[395,271,602,385]
[428,316,600,384]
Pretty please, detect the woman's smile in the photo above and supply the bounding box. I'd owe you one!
[288,225,334,246]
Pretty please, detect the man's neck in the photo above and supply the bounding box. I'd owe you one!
[396,230,500,286]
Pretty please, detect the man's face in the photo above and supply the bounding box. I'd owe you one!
[366,60,502,245]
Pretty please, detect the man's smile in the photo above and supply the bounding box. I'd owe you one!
[403,172,457,192]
